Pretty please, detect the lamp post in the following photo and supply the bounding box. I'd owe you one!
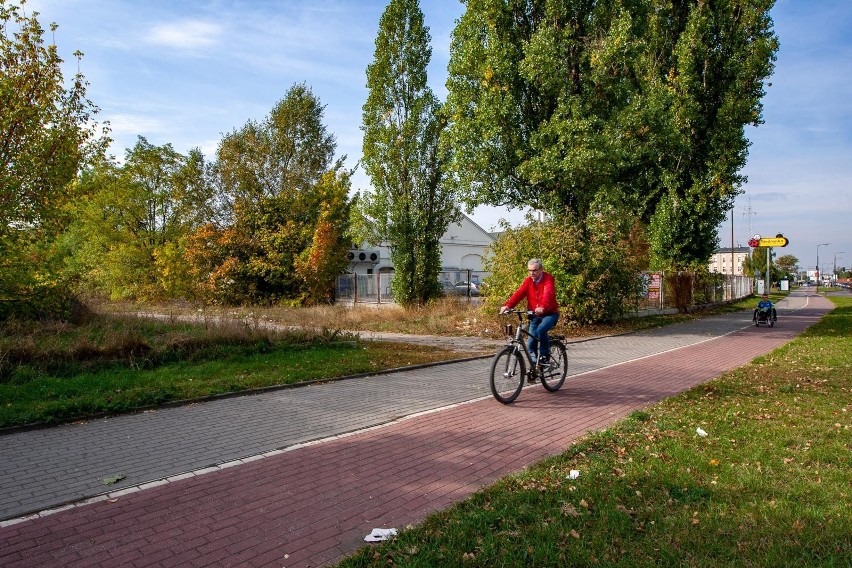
[816,243,829,293]
[834,252,844,287]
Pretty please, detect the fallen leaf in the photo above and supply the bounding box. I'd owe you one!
[100,473,126,485]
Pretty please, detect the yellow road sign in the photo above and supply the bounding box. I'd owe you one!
[758,237,789,247]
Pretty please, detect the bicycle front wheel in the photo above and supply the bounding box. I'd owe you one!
[540,340,567,392]
[489,347,526,404]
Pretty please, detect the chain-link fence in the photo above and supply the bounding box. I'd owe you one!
[636,271,753,313]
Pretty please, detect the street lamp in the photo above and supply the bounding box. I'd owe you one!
[816,243,829,293]
[834,252,845,287]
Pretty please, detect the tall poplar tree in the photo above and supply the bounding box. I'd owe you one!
[360,0,458,307]
[443,0,777,268]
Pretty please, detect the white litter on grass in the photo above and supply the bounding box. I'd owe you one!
[568,470,580,480]
[364,528,398,542]
[696,427,708,437]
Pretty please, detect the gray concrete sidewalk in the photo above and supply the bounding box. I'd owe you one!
[0,292,813,524]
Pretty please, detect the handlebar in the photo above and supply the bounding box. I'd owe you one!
[500,309,535,318]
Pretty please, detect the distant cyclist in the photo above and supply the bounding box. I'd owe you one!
[753,293,777,321]
[499,258,559,366]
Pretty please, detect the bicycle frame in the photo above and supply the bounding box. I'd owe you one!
[504,310,542,372]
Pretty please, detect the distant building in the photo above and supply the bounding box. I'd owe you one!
[347,214,495,279]
[708,247,750,276]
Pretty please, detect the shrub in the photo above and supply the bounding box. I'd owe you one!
[484,201,648,324]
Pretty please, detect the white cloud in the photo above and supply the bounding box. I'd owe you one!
[106,112,168,136]
[146,20,222,50]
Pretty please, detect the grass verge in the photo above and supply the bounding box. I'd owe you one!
[0,315,465,429]
[0,291,788,430]
[335,296,851,567]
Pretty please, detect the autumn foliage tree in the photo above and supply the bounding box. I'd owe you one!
[485,197,647,324]
[1,0,108,315]
[187,83,352,305]
[67,138,214,301]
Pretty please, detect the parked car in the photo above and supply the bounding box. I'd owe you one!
[453,281,480,296]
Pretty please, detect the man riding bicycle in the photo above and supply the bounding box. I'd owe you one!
[499,258,559,367]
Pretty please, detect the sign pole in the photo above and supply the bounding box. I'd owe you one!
[766,247,771,293]
[749,234,790,296]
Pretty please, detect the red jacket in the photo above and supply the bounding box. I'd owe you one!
[504,272,559,315]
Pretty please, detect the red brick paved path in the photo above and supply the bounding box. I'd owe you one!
[0,295,833,567]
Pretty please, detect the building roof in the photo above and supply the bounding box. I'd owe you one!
[712,246,751,254]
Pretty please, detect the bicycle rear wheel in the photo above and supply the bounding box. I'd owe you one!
[489,347,526,404]
[540,340,567,392]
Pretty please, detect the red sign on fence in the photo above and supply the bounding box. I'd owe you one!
[645,273,662,300]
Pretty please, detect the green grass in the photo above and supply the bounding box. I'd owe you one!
[0,314,464,428]
[0,291,785,430]
[335,296,852,567]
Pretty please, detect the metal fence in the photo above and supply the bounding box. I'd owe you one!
[336,270,489,304]
[337,270,753,310]
[335,273,394,304]
[636,271,753,313]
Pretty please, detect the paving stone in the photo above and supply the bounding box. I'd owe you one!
[0,292,830,567]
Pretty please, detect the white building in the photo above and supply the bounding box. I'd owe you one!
[708,247,750,276]
[347,214,495,280]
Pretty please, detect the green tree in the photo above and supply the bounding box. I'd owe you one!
[742,246,783,285]
[645,0,778,268]
[443,0,777,269]
[485,197,647,324]
[69,138,213,300]
[360,0,458,307]
[206,83,350,304]
[1,0,108,311]
[774,253,798,280]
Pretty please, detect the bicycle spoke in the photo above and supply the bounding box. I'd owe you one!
[540,340,567,392]
[489,347,525,404]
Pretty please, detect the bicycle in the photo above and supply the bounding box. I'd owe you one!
[489,310,568,403]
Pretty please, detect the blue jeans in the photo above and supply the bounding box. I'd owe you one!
[528,313,559,361]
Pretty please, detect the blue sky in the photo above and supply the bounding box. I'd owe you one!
[26,0,852,275]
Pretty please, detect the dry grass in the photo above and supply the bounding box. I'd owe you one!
[97,296,712,341]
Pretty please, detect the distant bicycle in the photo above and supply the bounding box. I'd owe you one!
[754,306,776,327]
[489,310,568,403]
